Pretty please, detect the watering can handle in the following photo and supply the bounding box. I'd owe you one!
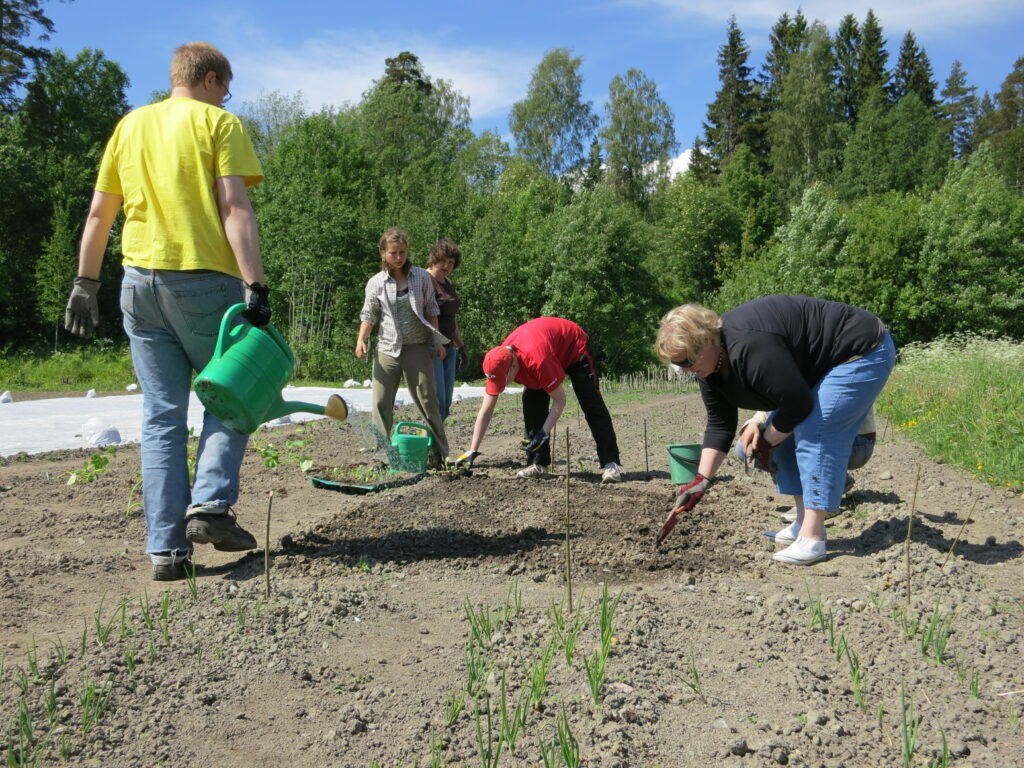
[393,421,434,448]
[213,303,294,369]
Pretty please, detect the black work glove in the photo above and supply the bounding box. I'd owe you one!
[242,282,272,327]
[521,429,549,456]
[454,450,480,468]
[64,276,101,338]
[752,427,778,475]
[672,473,711,513]
[457,346,468,370]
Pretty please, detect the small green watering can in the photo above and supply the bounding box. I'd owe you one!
[194,303,348,434]
[391,421,433,473]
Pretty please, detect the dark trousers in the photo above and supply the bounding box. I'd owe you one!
[522,353,620,468]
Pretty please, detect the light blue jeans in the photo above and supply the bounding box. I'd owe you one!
[768,332,895,511]
[121,267,249,556]
[431,342,458,421]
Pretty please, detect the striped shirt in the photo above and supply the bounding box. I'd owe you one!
[359,266,448,357]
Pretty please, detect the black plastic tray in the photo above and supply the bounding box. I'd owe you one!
[310,472,426,494]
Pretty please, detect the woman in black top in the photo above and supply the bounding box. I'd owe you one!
[654,295,896,565]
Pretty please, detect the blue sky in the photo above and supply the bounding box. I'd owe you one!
[42,0,1024,165]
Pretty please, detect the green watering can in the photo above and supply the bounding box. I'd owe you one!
[391,422,433,473]
[194,303,349,434]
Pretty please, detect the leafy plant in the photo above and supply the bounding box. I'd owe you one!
[555,705,581,768]
[920,600,954,664]
[125,470,143,516]
[62,446,116,485]
[528,640,556,711]
[473,693,504,768]
[683,655,708,705]
[900,682,922,768]
[445,689,465,725]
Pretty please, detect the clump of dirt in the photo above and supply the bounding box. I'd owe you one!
[0,391,1021,767]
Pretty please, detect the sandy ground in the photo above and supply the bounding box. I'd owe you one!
[1,389,1021,767]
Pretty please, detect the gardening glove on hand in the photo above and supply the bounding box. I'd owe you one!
[672,473,710,513]
[64,276,101,338]
[457,346,469,370]
[521,429,549,456]
[657,473,711,547]
[752,427,778,475]
[242,282,272,327]
[454,450,480,468]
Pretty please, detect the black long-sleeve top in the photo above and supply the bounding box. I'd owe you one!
[699,295,886,452]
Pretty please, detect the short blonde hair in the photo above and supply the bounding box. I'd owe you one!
[379,227,411,275]
[655,304,722,364]
[170,42,232,88]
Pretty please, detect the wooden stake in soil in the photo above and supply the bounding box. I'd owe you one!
[904,464,921,611]
[643,418,649,479]
[564,428,573,614]
[265,490,274,598]
[941,496,980,569]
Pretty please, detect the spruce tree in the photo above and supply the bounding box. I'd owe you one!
[758,10,809,115]
[833,14,861,125]
[858,10,889,99]
[702,15,760,171]
[939,60,977,158]
[889,31,937,108]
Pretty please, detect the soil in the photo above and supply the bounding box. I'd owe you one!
[1,390,1021,768]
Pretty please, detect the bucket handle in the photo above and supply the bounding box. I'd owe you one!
[393,421,434,448]
[213,302,294,368]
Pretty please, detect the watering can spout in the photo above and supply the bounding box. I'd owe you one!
[268,394,349,423]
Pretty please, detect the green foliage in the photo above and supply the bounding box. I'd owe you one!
[876,334,1024,491]
[0,0,56,112]
[509,49,598,179]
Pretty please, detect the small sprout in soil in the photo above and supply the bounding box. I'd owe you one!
[473,692,504,768]
[80,674,113,737]
[194,642,204,664]
[583,645,608,706]
[498,667,527,751]
[124,641,137,675]
[93,596,119,647]
[139,590,153,631]
[528,639,556,711]
[900,682,922,768]
[235,600,247,630]
[125,471,144,516]
[682,655,708,705]
[1007,701,1020,731]
[968,668,982,699]
[117,600,130,641]
[556,705,581,768]
[25,637,40,682]
[254,597,265,619]
[62,445,116,485]
[13,665,31,695]
[464,638,492,699]
[931,729,950,768]
[444,688,465,725]
[184,561,199,601]
[148,638,159,663]
[429,729,445,768]
[920,600,954,664]
[59,732,74,760]
[846,646,867,710]
[597,580,622,652]
[503,579,523,622]
[45,679,59,728]
[51,638,68,668]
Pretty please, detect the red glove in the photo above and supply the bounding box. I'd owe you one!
[673,473,710,512]
[657,473,710,548]
[751,429,777,475]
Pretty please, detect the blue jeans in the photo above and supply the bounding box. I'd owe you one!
[121,267,249,556]
[431,343,458,421]
[769,332,896,511]
[735,432,875,470]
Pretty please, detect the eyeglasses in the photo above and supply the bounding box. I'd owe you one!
[216,77,232,104]
[671,353,696,369]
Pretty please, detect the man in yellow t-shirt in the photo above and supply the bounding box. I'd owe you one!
[64,42,271,581]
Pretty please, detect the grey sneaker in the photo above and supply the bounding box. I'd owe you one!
[516,464,548,479]
[601,462,624,484]
[151,551,194,581]
[185,508,257,551]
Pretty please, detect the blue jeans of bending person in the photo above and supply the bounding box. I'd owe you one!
[769,332,895,512]
[735,432,875,472]
[431,342,458,421]
[121,267,249,557]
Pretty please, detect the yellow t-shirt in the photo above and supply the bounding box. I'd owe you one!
[96,97,263,277]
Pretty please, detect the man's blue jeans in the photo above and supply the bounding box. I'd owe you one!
[121,267,249,556]
[431,342,458,421]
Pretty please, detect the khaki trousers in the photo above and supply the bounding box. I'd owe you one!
[372,343,449,459]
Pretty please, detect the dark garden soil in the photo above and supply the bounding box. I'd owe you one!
[1,389,1021,767]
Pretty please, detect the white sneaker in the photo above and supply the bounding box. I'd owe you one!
[765,521,827,545]
[601,462,624,484]
[773,537,827,565]
[516,464,548,479]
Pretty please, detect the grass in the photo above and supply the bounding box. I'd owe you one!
[876,334,1024,491]
[0,342,135,392]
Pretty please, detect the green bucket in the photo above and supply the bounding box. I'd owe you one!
[391,422,433,473]
[666,443,701,484]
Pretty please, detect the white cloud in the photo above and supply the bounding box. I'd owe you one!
[224,28,534,120]
[669,148,691,178]
[626,0,1023,33]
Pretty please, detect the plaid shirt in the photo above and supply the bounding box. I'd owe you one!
[359,266,448,357]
